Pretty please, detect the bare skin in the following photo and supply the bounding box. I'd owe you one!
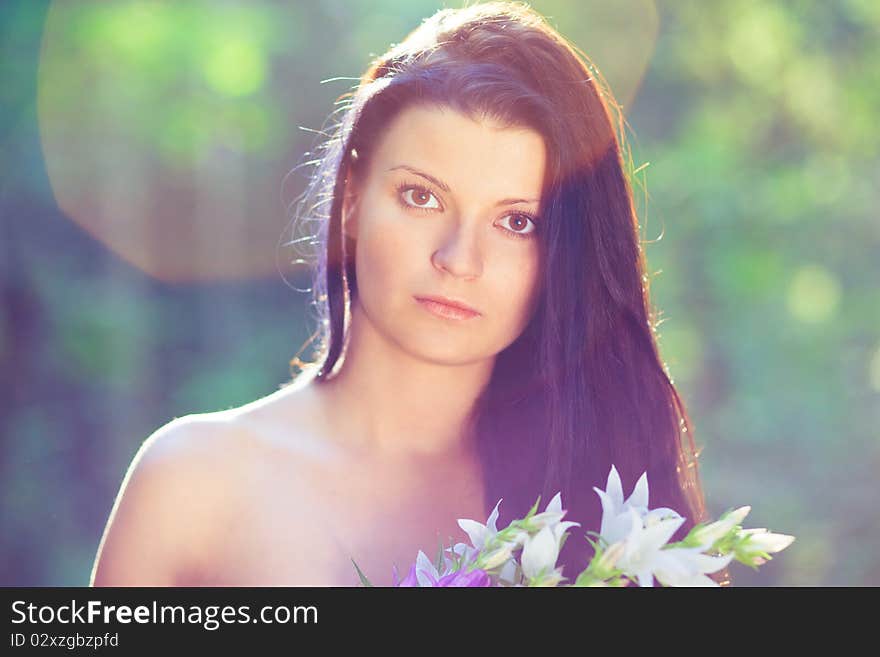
[198,377,489,586]
[90,105,546,586]
[89,378,488,587]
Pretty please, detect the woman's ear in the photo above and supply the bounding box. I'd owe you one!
[341,166,361,240]
[342,189,359,240]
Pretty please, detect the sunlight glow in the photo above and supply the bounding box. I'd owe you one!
[786,264,841,324]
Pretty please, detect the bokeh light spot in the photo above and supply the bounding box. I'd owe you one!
[200,36,266,97]
[786,264,841,324]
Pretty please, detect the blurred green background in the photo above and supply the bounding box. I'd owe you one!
[1,0,877,586]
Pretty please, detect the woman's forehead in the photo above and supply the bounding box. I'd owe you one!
[370,104,547,200]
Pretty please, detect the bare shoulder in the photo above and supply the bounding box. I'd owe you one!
[90,376,345,586]
[215,375,344,466]
[90,412,256,586]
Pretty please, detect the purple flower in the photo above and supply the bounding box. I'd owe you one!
[433,568,492,587]
[393,563,491,587]
[392,563,421,587]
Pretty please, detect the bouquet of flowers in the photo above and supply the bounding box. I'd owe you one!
[352,465,795,587]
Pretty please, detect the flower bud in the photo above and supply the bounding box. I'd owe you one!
[595,541,626,574]
[738,528,796,554]
[480,544,514,570]
[691,506,751,547]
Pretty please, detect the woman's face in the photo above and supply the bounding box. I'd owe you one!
[344,103,546,365]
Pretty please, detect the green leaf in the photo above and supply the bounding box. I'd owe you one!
[584,535,600,554]
[435,536,445,572]
[351,558,374,587]
[574,569,600,587]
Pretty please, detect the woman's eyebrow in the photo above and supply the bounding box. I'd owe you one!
[387,164,540,206]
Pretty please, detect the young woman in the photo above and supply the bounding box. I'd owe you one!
[91,1,731,587]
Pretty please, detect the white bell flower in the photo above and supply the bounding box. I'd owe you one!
[593,464,683,545]
[616,507,734,587]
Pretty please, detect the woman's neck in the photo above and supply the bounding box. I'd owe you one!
[314,301,493,464]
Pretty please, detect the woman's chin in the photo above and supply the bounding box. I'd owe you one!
[401,337,491,366]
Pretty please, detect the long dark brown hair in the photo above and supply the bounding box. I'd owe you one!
[282,1,730,586]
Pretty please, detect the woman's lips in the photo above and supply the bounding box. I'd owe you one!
[414,296,481,320]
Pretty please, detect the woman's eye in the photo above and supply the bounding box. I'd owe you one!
[498,213,537,236]
[400,186,440,209]
[398,184,537,239]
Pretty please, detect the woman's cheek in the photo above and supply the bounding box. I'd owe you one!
[502,252,541,327]
[356,228,391,292]
[356,209,415,290]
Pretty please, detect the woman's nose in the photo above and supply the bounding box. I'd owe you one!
[430,224,483,280]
